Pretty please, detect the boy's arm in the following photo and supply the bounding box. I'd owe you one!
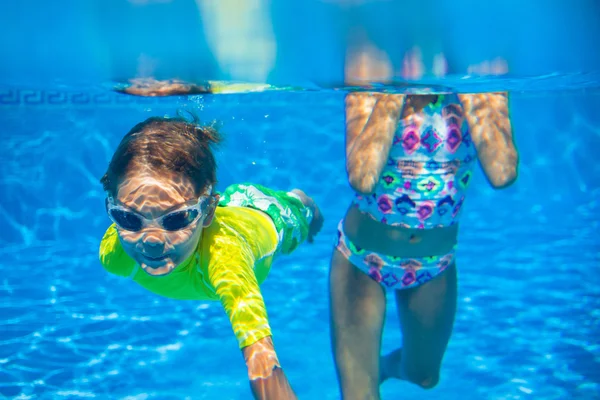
[209,249,272,349]
[207,244,296,400]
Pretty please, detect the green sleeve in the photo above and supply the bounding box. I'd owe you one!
[205,232,272,349]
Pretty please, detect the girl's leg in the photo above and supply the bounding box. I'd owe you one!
[381,263,458,389]
[329,248,387,400]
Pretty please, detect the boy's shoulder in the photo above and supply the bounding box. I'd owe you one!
[208,206,278,247]
[99,224,136,277]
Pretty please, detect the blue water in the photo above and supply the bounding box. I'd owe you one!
[0,86,599,400]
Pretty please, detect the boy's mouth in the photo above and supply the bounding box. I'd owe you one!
[137,250,177,276]
[141,252,171,264]
[140,259,176,276]
[143,254,169,263]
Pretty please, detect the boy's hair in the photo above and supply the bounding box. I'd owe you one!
[101,113,221,197]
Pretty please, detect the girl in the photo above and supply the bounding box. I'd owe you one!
[330,92,518,399]
[98,114,323,400]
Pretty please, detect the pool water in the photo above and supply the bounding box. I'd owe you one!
[0,87,599,399]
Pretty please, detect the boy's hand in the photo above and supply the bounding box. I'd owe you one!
[243,337,297,400]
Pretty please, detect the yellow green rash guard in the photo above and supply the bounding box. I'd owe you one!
[99,183,312,349]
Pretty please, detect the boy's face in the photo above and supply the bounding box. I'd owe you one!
[113,170,215,276]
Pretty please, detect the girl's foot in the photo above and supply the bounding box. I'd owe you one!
[380,348,404,383]
[116,78,210,96]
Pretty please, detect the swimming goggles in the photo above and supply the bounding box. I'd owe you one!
[106,187,214,232]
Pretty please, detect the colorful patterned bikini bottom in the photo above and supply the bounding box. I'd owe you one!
[334,220,455,290]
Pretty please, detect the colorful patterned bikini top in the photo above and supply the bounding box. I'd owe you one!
[353,94,477,229]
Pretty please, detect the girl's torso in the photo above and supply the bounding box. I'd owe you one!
[346,93,477,257]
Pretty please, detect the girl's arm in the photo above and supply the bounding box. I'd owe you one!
[458,92,519,188]
[345,93,406,194]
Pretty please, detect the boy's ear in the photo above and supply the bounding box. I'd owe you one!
[202,194,220,227]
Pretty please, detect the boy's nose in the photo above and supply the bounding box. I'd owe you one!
[142,233,166,255]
